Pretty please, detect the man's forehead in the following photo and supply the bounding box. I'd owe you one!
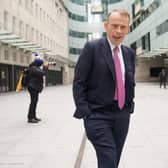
[108,11,130,23]
[109,12,128,19]
[108,14,129,24]
[108,18,129,24]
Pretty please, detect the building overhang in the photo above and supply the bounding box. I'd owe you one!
[138,48,168,58]
[44,51,75,67]
[0,29,74,66]
[0,30,46,52]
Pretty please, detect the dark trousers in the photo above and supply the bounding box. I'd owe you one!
[160,79,166,88]
[84,107,130,168]
[28,87,39,119]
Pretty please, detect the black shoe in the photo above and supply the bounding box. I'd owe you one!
[35,118,42,121]
[28,118,39,123]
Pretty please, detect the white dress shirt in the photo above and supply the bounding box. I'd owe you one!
[107,38,125,82]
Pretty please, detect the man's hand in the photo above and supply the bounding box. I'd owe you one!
[43,61,49,69]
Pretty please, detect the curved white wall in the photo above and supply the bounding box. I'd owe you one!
[64,0,86,16]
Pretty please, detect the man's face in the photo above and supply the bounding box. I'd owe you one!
[104,12,129,46]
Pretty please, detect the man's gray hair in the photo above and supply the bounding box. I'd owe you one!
[107,9,130,21]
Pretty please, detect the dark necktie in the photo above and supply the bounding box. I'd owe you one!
[113,47,125,109]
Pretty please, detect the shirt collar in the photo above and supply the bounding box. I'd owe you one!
[107,37,121,52]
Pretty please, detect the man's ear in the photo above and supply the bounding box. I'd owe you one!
[104,21,108,31]
[127,25,130,34]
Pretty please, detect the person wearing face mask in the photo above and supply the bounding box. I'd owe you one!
[27,56,49,123]
[73,9,136,168]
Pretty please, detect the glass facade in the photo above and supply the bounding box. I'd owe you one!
[69,30,89,38]
[69,12,87,21]
[68,0,122,5]
[69,48,82,55]
[69,0,91,5]
[156,20,168,36]
[107,0,122,4]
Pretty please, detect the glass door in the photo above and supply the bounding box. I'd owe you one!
[0,66,9,92]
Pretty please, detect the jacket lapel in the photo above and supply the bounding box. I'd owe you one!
[101,38,116,80]
[121,45,129,77]
[101,38,130,82]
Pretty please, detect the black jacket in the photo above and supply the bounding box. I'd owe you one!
[73,38,136,119]
[27,62,46,92]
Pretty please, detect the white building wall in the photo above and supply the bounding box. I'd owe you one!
[125,0,168,51]
[0,0,69,63]
[106,0,168,53]
[69,18,104,33]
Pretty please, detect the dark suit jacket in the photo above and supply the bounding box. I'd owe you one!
[73,37,136,119]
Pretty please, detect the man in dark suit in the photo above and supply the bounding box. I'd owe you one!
[73,9,136,168]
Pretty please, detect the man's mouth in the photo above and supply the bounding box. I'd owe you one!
[113,36,122,40]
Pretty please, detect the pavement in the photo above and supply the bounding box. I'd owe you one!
[0,85,83,168]
[81,83,168,168]
[0,83,168,168]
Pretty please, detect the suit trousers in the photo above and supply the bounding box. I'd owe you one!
[84,107,130,168]
[28,87,39,119]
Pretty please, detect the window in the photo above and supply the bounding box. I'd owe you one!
[43,11,46,23]
[26,55,30,63]
[4,50,9,60]
[142,36,146,50]
[13,52,17,62]
[12,16,16,33]
[69,30,88,38]
[68,12,87,22]
[25,0,29,10]
[40,8,42,21]
[30,0,34,14]
[26,24,29,40]
[19,0,22,5]
[40,33,43,46]
[20,55,24,63]
[4,11,9,30]
[130,42,136,51]
[19,20,23,37]
[47,15,49,25]
[48,38,50,48]
[156,20,168,36]
[107,0,122,4]
[59,8,63,14]
[150,67,163,77]
[55,2,58,8]
[69,0,87,5]
[44,36,47,47]
[69,48,82,55]
[35,3,38,18]
[36,30,39,43]
[31,27,34,41]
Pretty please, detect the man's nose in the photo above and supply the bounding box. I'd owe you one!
[116,26,122,33]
